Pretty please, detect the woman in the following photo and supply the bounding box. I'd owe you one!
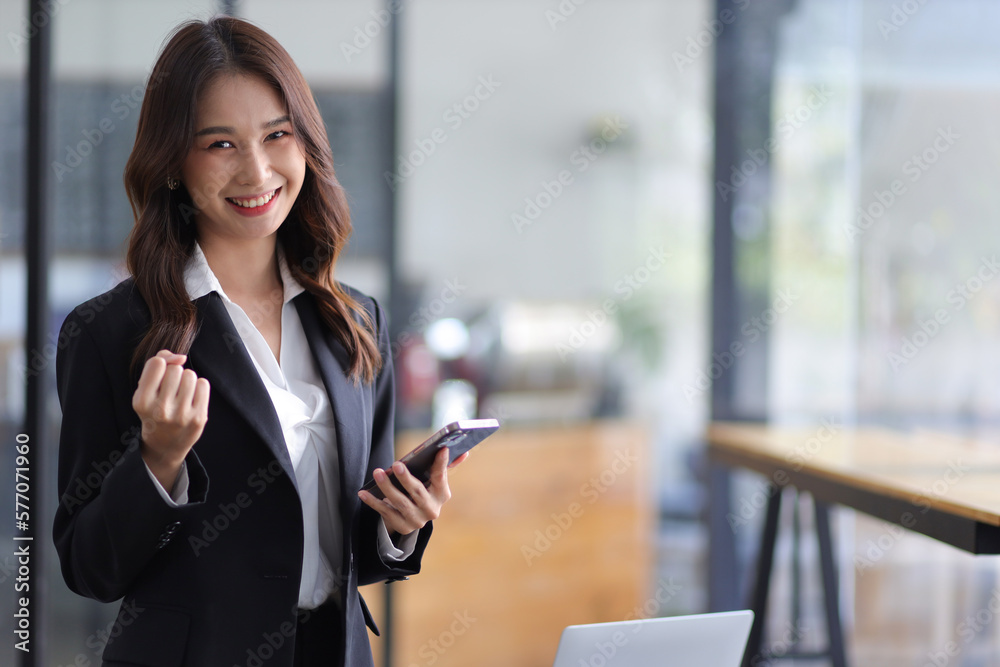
[52,15,462,667]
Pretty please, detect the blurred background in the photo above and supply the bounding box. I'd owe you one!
[3,0,1000,665]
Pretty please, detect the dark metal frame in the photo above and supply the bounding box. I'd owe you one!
[740,489,847,667]
[707,0,745,613]
[708,0,795,614]
[383,4,402,666]
[23,0,53,666]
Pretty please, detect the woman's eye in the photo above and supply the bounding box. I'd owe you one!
[267,130,289,141]
[209,139,233,149]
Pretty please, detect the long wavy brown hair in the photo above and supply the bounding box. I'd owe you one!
[123,15,381,384]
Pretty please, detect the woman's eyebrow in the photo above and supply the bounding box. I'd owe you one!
[194,115,291,137]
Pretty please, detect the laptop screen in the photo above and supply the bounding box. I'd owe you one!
[552,610,754,667]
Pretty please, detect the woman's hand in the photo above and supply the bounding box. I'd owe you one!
[131,349,211,491]
[358,447,469,536]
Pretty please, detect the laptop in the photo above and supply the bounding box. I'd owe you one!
[552,610,754,667]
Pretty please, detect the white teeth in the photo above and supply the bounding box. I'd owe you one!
[230,189,276,208]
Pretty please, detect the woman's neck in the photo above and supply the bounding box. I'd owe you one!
[198,233,282,300]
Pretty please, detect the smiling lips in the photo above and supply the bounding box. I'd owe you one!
[225,187,281,216]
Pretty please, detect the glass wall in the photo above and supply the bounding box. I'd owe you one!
[767,1,1000,664]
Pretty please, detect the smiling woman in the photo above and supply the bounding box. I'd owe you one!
[51,15,463,667]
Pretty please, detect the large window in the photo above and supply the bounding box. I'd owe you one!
[766,1,1000,663]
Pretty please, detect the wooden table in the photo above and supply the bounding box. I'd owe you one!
[706,421,1000,667]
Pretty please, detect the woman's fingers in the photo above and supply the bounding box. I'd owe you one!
[359,447,461,535]
[392,461,436,506]
[448,451,470,469]
[134,350,188,407]
[132,350,209,457]
[175,368,199,409]
[358,486,408,533]
[370,466,422,520]
[192,378,211,425]
[132,355,167,413]
[164,361,187,393]
[156,348,186,363]
[387,449,451,508]
[427,448,452,500]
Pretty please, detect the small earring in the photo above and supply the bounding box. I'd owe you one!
[167,176,180,190]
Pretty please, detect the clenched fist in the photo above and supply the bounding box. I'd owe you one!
[131,349,210,491]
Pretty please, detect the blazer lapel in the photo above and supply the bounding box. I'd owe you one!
[187,291,300,496]
[292,292,368,500]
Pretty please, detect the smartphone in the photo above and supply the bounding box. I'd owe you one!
[360,419,500,500]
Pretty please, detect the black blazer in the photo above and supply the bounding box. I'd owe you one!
[52,276,431,667]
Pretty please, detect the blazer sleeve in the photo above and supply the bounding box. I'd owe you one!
[354,294,433,586]
[51,309,209,603]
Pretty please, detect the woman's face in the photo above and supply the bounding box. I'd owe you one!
[181,72,307,246]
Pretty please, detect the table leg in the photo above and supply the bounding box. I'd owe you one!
[742,485,783,667]
[815,500,848,667]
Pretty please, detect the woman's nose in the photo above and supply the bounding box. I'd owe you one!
[236,145,270,188]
